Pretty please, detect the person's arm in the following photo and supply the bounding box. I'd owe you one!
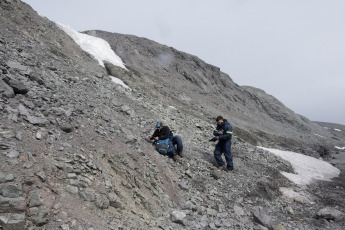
[219,124,232,141]
[213,127,219,136]
[150,129,159,139]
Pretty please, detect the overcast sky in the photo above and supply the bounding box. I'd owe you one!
[22,0,345,125]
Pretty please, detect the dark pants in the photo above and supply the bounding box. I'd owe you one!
[172,135,183,153]
[214,140,233,170]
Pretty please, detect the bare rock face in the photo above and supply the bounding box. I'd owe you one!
[0,1,344,230]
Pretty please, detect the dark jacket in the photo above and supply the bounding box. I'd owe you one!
[213,119,232,142]
[151,126,171,140]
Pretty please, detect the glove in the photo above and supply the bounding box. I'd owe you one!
[209,137,218,142]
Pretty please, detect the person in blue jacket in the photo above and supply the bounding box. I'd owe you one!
[148,122,177,161]
[213,115,234,171]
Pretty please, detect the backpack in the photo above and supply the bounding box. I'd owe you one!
[155,138,170,155]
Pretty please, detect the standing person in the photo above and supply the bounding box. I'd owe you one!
[148,122,177,161]
[213,116,233,171]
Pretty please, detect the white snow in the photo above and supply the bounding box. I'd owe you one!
[335,146,345,150]
[56,22,130,89]
[258,147,340,186]
[56,22,126,69]
[313,133,325,138]
[109,76,131,90]
[334,128,342,132]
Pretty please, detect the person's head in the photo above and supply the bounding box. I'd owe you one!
[216,116,224,125]
[156,122,163,130]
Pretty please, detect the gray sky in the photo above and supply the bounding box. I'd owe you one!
[22,0,345,125]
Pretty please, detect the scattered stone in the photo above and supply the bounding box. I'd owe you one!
[1,184,23,198]
[60,125,73,133]
[65,185,79,195]
[0,213,26,230]
[210,169,222,180]
[316,206,344,221]
[18,104,47,126]
[253,207,272,228]
[94,193,110,209]
[3,77,29,94]
[234,205,245,216]
[35,171,46,182]
[270,223,287,230]
[28,190,43,208]
[4,149,20,158]
[171,211,186,224]
[178,181,189,191]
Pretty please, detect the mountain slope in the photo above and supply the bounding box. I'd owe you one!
[1,1,344,229]
[85,30,340,155]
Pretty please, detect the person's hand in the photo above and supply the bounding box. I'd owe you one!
[216,136,220,140]
[218,131,223,135]
[154,137,159,141]
[148,135,152,139]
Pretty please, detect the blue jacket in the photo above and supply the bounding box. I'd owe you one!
[213,120,232,142]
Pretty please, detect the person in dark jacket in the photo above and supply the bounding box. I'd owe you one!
[213,116,233,171]
[148,122,177,160]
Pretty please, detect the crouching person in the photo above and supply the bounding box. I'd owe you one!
[148,122,177,161]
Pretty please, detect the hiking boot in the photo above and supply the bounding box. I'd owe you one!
[177,150,184,157]
[225,168,233,172]
[172,154,178,162]
[218,165,226,170]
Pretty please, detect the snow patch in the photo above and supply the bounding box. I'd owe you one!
[56,22,126,69]
[314,133,325,138]
[279,187,313,203]
[335,146,345,150]
[258,147,340,186]
[110,76,131,90]
[334,128,342,132]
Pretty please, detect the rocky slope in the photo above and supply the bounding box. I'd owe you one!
[0,0,344,229]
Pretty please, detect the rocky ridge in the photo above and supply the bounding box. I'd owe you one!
[0,0,344,229]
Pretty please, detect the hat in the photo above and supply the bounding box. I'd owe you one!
[156,122,163,128]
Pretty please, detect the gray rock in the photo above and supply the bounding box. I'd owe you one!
[270,224,287,230]
[234,205,245,216]
[27,71,45,85]
[65,185,79,195]
[3,77,28,94]
[29,206,49,226]
[210,170,222,180]
[0,79,15,98]
[107,193,123,209]
[80,188,96,202]
[0,130,16,139]
[35,171,46,182]
[61,224,70,230]
[6,60,29,72]
[0,196,26,212]
[0,213,26,230]
[28,190,43,208]
[316,206,344,221]
[178,181,189,191]
[18,104,47,126]
[1,184,23,198]
[5,174,14,182]
[171,211,186,224]
[253,207,272,228]
[94,193,110,209]
[4,149,20,158]
[60,125,73,133]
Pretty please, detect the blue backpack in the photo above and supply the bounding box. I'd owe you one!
[155,138,170,155]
